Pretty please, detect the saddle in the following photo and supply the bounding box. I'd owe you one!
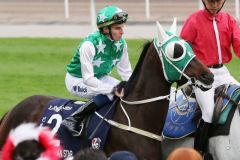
[38,98,116,158]
[214,84,240,124]
[163,84,240,139]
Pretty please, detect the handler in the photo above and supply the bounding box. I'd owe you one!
[180,0,240,159]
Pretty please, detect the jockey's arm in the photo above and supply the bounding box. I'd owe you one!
[116,44,132,81]
[84,77,114,94]
[80,41,114,95]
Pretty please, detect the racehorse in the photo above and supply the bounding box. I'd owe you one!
[0,20,214,160]
[161,84,240,160]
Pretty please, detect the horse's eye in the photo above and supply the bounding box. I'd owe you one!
[165,42,186,61]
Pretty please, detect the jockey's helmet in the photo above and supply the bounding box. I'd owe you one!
[96,6,128,29]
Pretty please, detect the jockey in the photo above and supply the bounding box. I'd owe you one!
[180,0,240,159]
[62,6,132,136]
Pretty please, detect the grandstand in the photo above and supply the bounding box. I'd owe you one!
[0,0,237,24]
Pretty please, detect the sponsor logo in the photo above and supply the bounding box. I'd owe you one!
[48,105,72,112]
[91,138,101,149]
[41,117,47,123]
[73,86,87,93]
[58,149,74,158]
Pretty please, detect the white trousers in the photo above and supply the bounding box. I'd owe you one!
[65,73,120,100]
[194,66,239,123]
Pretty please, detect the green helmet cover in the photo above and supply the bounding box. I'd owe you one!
[97,6,128,29]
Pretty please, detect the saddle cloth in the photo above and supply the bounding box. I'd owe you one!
[163,93,199,139]
[38,98,115,159]
[163,84,240,139]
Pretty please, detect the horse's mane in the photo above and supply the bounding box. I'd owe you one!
[124,41,152,96]
[0,113,7,125]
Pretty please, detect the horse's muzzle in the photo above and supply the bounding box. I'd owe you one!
[197,73,214,91]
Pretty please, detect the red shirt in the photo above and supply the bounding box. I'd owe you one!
[180,9,240,66]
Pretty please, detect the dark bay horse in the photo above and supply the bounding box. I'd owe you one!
[0,20,214,160]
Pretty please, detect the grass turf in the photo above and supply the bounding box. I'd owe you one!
[0,38,239,117]
[0,38,147,116]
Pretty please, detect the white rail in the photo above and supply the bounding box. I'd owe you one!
[198,0,203,9]
[145,0,150,19]
[64,0,69,19]
[63,0,240,22]
[90,0,97,31]
[236,0,239,19]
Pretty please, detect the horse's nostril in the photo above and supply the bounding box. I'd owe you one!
[201,73,214,85]
[202,73,213,79]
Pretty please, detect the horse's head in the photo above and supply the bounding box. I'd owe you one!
[154,18,213,91]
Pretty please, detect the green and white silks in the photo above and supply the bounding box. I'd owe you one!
[67,31,126,78]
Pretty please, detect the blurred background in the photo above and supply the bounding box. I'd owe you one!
[0,0,238,38]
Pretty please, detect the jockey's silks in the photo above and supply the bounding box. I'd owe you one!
[67,31,126,78]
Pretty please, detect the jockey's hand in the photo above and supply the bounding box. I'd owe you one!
[113,81,127,98]
[114,88,124,98]
[115,81,127,93]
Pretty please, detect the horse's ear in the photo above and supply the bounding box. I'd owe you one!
[169,17,177,35]
[156,21,168,43]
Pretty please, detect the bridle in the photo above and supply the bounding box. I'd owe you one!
[94,80,193,142]
[94,40,198,142]
[94,20,211,142]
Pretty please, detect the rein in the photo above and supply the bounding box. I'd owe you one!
[95,111,163,142]
[120,80,192,105]
[93,39,205,142]
[95,81,192,142]
[93,28,207,141]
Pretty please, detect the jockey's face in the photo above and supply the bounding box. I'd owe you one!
[103,24,125,41]
[203,0,225,16]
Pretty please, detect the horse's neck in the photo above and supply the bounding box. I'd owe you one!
[127,44,171,102]
[122,45,171,132]
[105,43,172,159]
[126,74,170,133]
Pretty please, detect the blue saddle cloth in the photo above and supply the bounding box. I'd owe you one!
[163,93,199,139]
[163,84,240,139]
[38,98,115,158]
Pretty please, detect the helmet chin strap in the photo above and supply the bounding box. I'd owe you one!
[101,26,114,40]
[108,26,114,40]
[202,0,226,15]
